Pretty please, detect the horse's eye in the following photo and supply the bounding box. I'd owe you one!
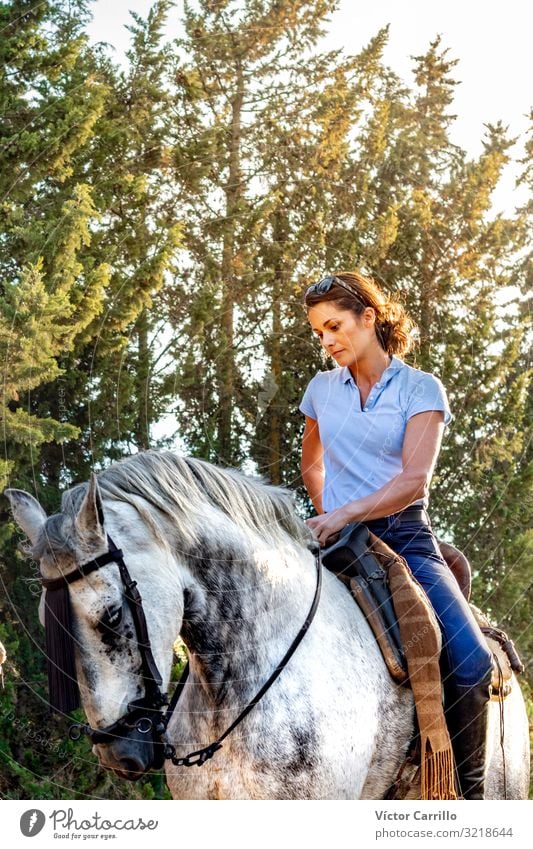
[98,606,123,632]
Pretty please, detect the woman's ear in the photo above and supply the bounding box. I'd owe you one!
[362,306,377,327]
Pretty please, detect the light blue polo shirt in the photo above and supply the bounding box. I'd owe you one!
[299,355,452,512]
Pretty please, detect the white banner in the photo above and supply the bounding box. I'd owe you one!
[3,799,532,849]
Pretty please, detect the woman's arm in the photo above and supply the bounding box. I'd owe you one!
[306,410,445,545]
[301,416,325,515]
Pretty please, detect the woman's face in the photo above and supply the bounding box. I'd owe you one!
[307,301,379,368]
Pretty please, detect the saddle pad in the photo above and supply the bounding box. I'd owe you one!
[321,523,408,684]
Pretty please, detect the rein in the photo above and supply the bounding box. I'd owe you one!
[43,534,322,770]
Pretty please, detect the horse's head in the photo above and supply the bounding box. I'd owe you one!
[6,475,185,781]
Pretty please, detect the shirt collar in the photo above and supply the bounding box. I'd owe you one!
[341,354,404,384]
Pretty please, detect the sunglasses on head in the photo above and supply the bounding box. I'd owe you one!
[305,275,366,306]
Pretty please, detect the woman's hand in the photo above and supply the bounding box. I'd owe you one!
[305,506,351,547]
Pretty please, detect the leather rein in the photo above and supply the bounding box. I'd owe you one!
[42,534,322,770]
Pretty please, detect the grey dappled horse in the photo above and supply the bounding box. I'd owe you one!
[6,451,530,799]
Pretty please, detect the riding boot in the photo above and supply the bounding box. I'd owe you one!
[445,677,491,799]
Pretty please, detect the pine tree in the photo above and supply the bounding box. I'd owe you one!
[82,0,182,456]
[0,0,179,799]
[0,0,110,491]
[0,0,112,801]
[169,0,340,465]
[248,31,391,486]
[27,0,183,486]
[459,113,532,670]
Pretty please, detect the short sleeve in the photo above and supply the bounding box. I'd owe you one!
[299,376,317,419]
[405,373,452,425]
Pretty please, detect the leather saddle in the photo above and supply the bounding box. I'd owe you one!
[321,523,524,696]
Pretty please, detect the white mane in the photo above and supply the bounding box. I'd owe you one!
[48,451,312,556]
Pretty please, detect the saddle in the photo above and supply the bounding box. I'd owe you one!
[322,523,409,683]
[321,523,524,698]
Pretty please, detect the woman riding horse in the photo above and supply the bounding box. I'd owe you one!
[300,271,493,799]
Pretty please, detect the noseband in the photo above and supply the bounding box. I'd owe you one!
[42,534,322,770]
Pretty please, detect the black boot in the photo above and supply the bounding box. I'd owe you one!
[445,677,491,799]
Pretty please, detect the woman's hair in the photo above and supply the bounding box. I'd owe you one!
[304,270,415,357]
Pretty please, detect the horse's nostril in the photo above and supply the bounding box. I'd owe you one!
[120,757,143,775]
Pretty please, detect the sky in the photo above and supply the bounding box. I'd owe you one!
[86,0,532,213]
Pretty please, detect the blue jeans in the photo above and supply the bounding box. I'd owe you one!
[365,514,493,688]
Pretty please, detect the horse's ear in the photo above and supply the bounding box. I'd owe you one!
[75,473,105,540]
[4,489,47,546]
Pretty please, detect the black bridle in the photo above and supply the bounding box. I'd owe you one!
[42,534,322,770]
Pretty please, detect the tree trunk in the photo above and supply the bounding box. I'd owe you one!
[217,60,244,463]
[135,307,151,451]
[268,211,288,485]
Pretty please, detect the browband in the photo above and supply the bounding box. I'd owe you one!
[40,546,125,591]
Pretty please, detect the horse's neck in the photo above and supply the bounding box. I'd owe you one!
[181,533,316,706]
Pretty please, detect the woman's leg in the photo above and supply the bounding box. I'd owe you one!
[377,522,492,686]
[367,519,492,798]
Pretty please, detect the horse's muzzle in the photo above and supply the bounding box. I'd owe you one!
[95,726,160,781]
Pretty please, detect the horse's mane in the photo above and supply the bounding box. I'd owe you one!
[52,450,311,553]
